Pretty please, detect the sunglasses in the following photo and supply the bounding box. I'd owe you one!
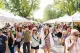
[74,34,79,37]
[45,29,48,30]
[33,30,37,31]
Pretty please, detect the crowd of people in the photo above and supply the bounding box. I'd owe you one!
[0,22,80,53]
[55,24,80,53]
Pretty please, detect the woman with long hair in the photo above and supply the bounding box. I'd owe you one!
[30,27,41,53]
[42,26,54,53]
[56,24,62,44]
[7,30,15,53]
[15,27,24,53]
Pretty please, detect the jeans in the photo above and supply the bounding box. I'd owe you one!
[23,42,30,53]
[9,45,14,53]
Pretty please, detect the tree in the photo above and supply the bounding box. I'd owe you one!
[54,0,80,15]
[43,5,62,21]
[43,0,80,21]
[0,0,4,8]
[4,0,40,18]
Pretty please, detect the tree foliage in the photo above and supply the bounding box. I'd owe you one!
[44,4,62,21]
[54,0,80,15]
[4,0,40,18]
[44,0,80,21]
[0,0,4,8]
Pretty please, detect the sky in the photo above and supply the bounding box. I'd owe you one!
[33,0,53,19]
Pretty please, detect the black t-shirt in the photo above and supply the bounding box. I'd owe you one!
[8,36,13,46]
[0,35,7,51]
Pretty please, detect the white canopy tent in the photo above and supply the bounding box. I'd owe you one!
[44,14,72,23]
[0,9,32,28]
[0,9,18,23]
[28,20,37,23]
[71,11,80,22]
[0,9,30,23]
[44,18,59,23]
[0,16,14,25]
[56,14,72,22]
[43,11,80,29]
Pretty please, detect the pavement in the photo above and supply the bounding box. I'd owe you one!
[14,36,64,53]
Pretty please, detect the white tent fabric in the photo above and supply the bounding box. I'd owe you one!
[0,9,33,28]
[28,20,37,23]
[56,14,72,22]
[44,19,57,23]
[0,16,17,26]
[0,16,7,21]
[71,11,80,22]
[0,9,18,23]
[44,11,80,24]
[56,17,62,22]
[49,19,57,23]
[0,9,30,23]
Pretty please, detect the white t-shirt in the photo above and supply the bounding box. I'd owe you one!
[31,35,39,47]
[16,32,23,42]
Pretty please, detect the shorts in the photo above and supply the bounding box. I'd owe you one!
[14,41,21,48]
[31,45,39,49]
[56,32,62,38]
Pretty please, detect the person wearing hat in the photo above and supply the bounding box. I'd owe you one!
[0,29,8,53]
[23,26,31,53]
[65,29,80,53]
